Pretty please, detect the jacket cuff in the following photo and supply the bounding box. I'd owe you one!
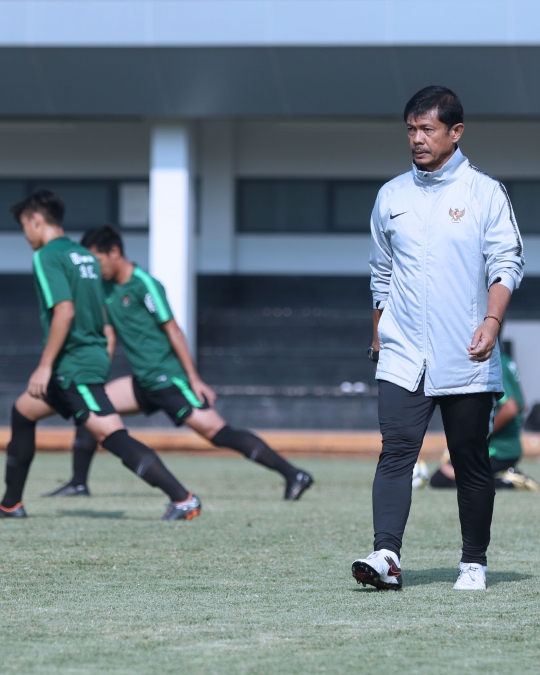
[373,297,387,310]
[490,271,516,294]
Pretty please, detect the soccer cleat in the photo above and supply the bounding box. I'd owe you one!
[161,493,201,521]
[352,549,402,590]
[496,468,540,491]
[453,562,487,590]
[41,483,90,497]
[0,502,27,518]
[284,470,314,501]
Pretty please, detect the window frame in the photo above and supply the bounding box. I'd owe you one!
[236,178,387,235]
[0,178,150,233]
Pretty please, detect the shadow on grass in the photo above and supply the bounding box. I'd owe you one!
[353,568,533,590]
[56,509,126,519]
[405,568,533,586]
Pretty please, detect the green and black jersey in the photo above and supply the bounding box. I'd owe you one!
[33,237,110,389]
[104,266,188,390]
[489,352,525,462]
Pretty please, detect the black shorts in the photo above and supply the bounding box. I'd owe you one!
[45,380,116,426]
[132,377,210,427]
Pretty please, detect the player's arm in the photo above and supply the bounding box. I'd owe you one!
[161,318,217,405]
[492,397,520,434]
[104,324,117,361]
[372,309,383,350]
[28,300,75,398]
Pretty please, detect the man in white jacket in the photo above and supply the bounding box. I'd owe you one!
[351,86,524,591]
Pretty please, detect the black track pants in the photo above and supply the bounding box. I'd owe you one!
[373,377,495,566]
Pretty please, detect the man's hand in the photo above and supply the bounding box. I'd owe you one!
[468,320,499,362]
[190,377,217,406]
[27,364,52,399]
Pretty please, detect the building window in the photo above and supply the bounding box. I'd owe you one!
[237,179,385,234]
[118,182,149,229]
[0,179,149,232]
[330,181,383,233]
[237,178,540,235]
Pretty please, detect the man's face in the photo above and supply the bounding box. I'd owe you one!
[89,246,120,281]
[20,211,45,250]
[407,109,464,172]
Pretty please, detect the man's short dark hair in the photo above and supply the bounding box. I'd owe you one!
[81,225,124,256]
[10,189,65,226]
[404,86,464,131]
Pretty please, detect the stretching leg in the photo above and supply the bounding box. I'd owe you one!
[1,393,56,508]
[68,377,140,487]
[186,408,299,481]
[85,412,190,503]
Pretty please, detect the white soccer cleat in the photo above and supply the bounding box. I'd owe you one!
[351,549,402,590]
[453,562,487,590]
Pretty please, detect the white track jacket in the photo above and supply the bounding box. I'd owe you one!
[370,148,524,396]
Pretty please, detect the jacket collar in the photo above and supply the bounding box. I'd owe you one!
[412,147,468,185]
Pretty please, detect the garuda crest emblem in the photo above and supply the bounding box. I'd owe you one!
[449,207,465,223]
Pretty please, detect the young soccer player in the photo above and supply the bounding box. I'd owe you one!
[430,349,539,491]
[0,191,201,521]
[44,225,313,501]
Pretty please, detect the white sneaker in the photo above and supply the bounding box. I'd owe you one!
[453,562,487,590]
[351,549,402,590]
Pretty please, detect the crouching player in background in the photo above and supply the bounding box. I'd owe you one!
[1,191,201,521]
[430,348,539,491]
[44,225,313,502]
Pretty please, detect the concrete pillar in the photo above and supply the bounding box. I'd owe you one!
[198,120,235,273]
[149,124,196,352]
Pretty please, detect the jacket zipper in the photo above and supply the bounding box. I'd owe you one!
[417,179,433,389]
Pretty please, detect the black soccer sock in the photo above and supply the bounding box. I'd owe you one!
[211,425,298,481]
[101,429,190,502]
[2,406,36,508]
[71,425,98,486]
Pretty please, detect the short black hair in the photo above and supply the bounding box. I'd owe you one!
[404,85,464,131]
[10,189,65,226]
[81,225,124,256]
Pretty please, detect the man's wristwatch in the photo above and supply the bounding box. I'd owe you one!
[367,347,379,363]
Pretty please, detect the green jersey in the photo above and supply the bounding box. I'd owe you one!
[33,237,110,389]
[489,352,524,462]
[104,266,188,390]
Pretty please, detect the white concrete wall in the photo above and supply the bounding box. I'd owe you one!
[0,121,150,178]
[235,119,540,179]
[2,119,540,276]
[199,119,540,275]
[149,124,197,350]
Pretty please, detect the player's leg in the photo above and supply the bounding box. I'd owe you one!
[47,377,142,496]
[440,393,494,590]
[429,452,456,488]
[186,408,313,500]
[0,392,56,517]
[352,377,435,590]
[490,457,540,491]
[429,465,457,488]
[79,385,199,520]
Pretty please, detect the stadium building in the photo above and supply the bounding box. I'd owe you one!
[1,0,540,427]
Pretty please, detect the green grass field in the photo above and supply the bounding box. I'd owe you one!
[1,453,539,674]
